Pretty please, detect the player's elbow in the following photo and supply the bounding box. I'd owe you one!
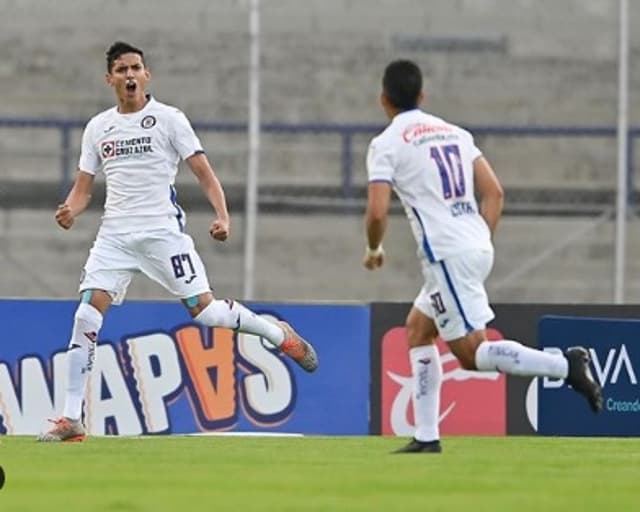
[366,202,389,222]
[494,182,505,201]
[482,184,504,207]
[369,207,385,220]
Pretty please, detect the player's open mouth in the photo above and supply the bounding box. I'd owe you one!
[125,81,137,92]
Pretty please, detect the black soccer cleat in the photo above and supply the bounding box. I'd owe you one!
[393,438,442,454]
[564,347,604,413]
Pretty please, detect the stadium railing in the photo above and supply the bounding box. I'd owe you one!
[1,117,639,216]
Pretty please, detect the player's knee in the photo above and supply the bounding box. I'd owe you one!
[456,352,477,370]
[183,292,213,316]
[406,328,437,348]
[80,289,112,314]
[448,338,479,370]
[406,318,438,348]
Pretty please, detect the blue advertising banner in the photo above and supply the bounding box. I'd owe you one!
[538,315,640,436]
[0,299,370,436]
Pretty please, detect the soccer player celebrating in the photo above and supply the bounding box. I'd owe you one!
[38,41,318,442]
[364,60,602,453]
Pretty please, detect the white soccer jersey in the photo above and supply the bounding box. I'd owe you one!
[367,109,492,262]
[79,96,204,234]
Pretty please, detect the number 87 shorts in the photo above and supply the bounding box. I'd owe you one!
[79,228,212,305]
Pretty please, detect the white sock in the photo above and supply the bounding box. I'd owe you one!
[195,299,285,347]
[63,303,102,420]
[475,339,568,378]
[410,345,442,442]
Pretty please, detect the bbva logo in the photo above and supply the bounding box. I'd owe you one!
[542,344,638,389]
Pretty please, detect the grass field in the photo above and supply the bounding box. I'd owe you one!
[0,435,638,512]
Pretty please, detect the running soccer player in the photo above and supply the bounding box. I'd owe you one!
[364,59,602,453]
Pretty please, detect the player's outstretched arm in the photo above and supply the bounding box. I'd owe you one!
[54,170,95,230]
[186,153,230,241]
[473,156,504,237]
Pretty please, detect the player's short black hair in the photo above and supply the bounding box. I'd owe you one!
[382,60,423,111]
[106,41,145,72]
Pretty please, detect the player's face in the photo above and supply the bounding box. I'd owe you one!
[106,53,150,109]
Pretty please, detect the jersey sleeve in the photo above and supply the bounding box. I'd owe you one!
[170,109,205,160]
[366,136,395,183]
[465,130,483,161]
[78,119,101,174]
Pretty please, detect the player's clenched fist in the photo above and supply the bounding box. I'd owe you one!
[55,203,74,230]
[363,245,385,270]
[209,218,229,241]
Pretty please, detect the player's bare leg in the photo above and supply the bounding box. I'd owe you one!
[186,292,318,372]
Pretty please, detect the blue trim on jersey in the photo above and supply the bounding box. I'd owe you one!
[411,207,436,263]
[368,179,393,184]
[439,260,475,332]
[80,290,92,303]
[187,149,206,158]
[170,185,185,232]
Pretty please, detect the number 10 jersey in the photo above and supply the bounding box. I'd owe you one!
[366,109,492,263]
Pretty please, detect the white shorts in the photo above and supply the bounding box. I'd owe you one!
[80,227,212,305]
[413,249,495,341]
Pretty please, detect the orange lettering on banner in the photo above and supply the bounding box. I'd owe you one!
[175,326,236,422]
